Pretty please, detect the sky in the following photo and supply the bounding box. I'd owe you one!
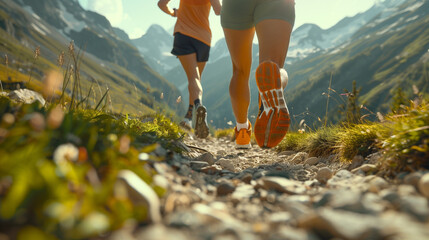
[78,0,380,43]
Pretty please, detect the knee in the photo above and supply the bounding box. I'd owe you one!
[231,66,250,81]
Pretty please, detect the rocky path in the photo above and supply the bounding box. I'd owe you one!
[113,135,429,240]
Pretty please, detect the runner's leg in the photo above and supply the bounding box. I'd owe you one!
[223,27,255,124]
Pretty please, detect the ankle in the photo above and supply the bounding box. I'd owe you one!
[280,68,288,90]
[236,120,249,131]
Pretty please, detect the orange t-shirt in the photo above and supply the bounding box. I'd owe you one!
[174,0,212,46]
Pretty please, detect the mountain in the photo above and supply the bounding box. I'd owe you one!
[132,25,179,75]
[0,0,183,115]
[159,0,429,129]
[286,0,429,125]
[287,0,406,64]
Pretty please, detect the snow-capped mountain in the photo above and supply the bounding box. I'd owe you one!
[2,0,182,112]
[287,0,407,63]
[132,25,179,74]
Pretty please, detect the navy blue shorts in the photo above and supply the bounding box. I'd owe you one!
[171,32,210,62]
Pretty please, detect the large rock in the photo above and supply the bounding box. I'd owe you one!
[258,177,306,195]
[115,170,161,223]
[8,89,46,105]
[298,208,381,240]
[418,173,429,198]
[316,167,333,184]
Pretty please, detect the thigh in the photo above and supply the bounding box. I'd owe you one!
[254,0,295,27]
[256,19,293,67]
[221,0,256,30]
[178,53,199,79]
[223,27,255,74]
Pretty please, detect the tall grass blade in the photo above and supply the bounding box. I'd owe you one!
[95,88,110,111]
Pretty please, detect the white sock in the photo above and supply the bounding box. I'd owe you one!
[280,68,288,90]
[236,121,249,131]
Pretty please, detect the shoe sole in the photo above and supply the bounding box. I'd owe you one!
[235,143,251,149]
[254,61,290,148]
[195,106,209,138]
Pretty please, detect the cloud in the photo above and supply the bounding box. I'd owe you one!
[87,0,124,26]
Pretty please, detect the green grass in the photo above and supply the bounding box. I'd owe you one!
[276,99,428,174]
[0,96,184,239]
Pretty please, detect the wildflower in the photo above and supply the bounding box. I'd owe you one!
[34,46,40,59]
[78,147,88,162]
[53,143,79,165]
[68,41,75,53]
[298,128,306,134]
[160,92,164,99]
[57,51,65,67]
[138,152,150,161]
[176,96,182,103]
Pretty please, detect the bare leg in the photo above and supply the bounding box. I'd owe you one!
[178,53,204,105]
[223,27,255,124]
[256,19,293,89]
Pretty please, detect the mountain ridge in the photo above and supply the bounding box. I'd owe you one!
[0,0,184,115]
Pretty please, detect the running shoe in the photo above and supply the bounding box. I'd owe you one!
[254,61,290,148]
[234,120,252,149]
[195,105,209,138]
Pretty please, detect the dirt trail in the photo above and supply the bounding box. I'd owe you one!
[114,135,429,240]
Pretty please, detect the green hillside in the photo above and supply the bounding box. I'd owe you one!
[287,1,429,126]
[0,0,184,117]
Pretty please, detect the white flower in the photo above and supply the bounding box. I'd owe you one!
[53,143,78,164]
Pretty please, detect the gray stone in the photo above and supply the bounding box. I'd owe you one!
[305,157,319,166]
[190,161,209,170]
[351,164,377,174]
[368,176,389,193]
[217,158,235,172]
[268,212,293,225]
[196,152,215,165]
[178,165,192,176]
[361,192,386,214]
[200,165,222,175]
[398,184,418,196]
[270,226,319,240]
[115,170,161,223]
[291,152,309,164]
[316,167,333,184]
[379,189,400,204]
[349,155,364,170]
[240,173,253,184]
[327,170,353,186]
[258,177,306,195]
[278,151,296,156]
[298,208,381,240]
[217,182,236,196]
[418,173,429,198]
[8,89,46,105]
[399,195,429,222]
[282,201,312,219]
[379,211,429,240]
[136,224,188,240]
[404,172,423,187]
[231,184,255,200]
